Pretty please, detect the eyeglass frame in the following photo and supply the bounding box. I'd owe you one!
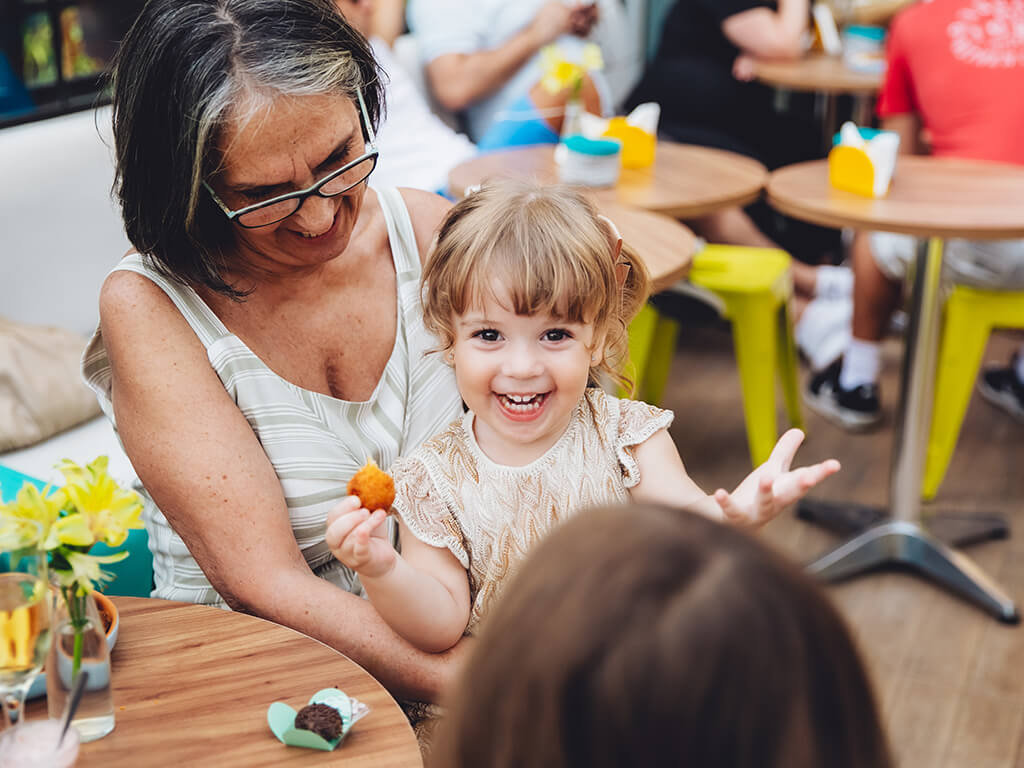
[202,87,379,229]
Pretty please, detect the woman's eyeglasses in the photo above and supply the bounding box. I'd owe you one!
[203,88,378,229]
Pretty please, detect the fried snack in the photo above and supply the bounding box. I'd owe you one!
[346,458,395,513]
[294,703,344,740]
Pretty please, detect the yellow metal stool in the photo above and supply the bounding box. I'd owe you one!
[623,245,803,467]
[923,284,1024,499]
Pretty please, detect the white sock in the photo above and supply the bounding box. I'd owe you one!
[1014,346,1024,384]
[814,265,854,300]
[840,339,881,390]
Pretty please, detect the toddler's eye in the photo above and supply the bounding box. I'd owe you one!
[544,329,570,342]
[474,329,501,342]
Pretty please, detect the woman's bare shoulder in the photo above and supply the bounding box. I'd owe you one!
[397,187,453,264]
[98,261,202,359]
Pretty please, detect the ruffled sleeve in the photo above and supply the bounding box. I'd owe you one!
[612,396,674,488]
[391,454,470,569]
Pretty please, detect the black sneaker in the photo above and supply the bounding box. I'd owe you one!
[977,358,1024,422]
[805,358,882,431]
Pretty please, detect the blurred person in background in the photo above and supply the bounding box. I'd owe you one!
[805,0,1024,430]
[406,0,640,149]
[629,0,848,308]
[334,0,477,193]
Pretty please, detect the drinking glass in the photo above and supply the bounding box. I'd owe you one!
[0,520,52,729]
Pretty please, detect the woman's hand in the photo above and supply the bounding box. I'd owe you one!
[326,497,395,578]
[732,53,758,82]
[713,429,840,527]
[569,3,600,37]
[529,1,580,46]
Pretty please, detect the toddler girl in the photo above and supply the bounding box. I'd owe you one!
[326,181,840,654]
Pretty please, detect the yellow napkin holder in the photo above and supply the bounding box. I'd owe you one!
[828,122,899,198]
[601,117,656,169]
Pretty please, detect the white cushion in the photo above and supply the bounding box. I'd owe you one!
[0,415,136,489]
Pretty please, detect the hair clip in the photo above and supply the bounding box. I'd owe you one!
[596,214,629,289]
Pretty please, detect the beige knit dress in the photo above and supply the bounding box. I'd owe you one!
[392,387,674,635]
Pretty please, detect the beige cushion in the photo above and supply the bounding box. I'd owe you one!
[0,317,101,452]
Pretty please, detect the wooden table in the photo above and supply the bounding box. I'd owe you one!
[37,598,423,767]
[754,53,883,148]
[448,141,768,221]
[589,201,696,292]
[767,157,1024,623]
[753,53,882,95]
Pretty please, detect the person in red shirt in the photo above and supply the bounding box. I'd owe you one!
[805,0,1024,430]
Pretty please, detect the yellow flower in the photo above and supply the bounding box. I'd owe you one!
[0,456,144,598]
[539,44,604,96]
[53,551,127,596]
[581,43,604,72]
[57,457,144,548]
[0,483,65,548]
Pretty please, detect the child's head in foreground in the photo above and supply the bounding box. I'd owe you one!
[422,180,651,393]
[432,504,892,768]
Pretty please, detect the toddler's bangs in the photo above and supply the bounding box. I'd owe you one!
[452,208,614,326]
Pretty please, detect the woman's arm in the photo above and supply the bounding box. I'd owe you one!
[424,1,584,112]
[99,271,465,701]
[327,505,470,652]
[721,0,809,61]
[372,0,407,46]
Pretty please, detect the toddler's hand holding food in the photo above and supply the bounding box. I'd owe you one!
[326,497,394,578]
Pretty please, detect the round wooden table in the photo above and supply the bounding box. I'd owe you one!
[448,141,768,220]
[754,54,883,149]
[768,156,1024,239]
[40,597,423,767]
[592,201,696,292]
[767,157,1024,623]
[753,53,882,94]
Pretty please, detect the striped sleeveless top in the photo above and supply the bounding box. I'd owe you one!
[82,188,463,607]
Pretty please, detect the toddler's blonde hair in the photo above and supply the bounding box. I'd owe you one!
[422,180,651,392]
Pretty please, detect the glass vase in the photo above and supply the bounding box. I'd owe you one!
[560,93,584,141]
[46,588,114,741]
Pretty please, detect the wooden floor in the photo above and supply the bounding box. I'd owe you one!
[661,322,1024,768]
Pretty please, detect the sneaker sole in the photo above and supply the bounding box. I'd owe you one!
[977,379,1024,423]
[803,389,883,432]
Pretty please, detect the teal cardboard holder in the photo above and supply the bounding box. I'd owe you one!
[267,688,370,751]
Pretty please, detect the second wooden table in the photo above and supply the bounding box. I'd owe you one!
[448,141,767,220]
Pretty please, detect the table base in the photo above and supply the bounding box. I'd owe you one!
[797,501,1019,624]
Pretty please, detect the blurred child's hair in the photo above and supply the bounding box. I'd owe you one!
[422,180,651,391]
[432,504,892,768]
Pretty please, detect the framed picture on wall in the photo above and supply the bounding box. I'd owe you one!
[1,0,142,127]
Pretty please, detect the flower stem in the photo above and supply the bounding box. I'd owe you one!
[60,586,88,679]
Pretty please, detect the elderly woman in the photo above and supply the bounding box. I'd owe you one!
[82,0,466,702]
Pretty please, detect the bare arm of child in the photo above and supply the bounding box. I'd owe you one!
[326,498,471,653]
[629,428,840,527]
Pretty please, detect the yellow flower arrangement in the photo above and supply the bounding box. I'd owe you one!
[539,43,604,99]
[0,457,144,675]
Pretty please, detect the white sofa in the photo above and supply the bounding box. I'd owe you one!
[0,106,136,488]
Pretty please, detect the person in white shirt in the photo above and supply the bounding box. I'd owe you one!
[406,0,639,148]
[335,0,477,193]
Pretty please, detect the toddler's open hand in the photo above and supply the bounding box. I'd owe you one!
[713,429,840,527]
[326,496,395,578]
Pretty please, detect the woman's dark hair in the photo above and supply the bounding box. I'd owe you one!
[432,504,892,768]
[109,0,384,297]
